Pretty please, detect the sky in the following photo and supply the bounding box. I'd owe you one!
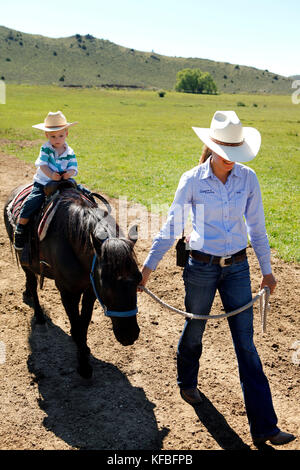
[1,0,299,77]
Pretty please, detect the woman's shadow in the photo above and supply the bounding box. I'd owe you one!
[190,394,276,451]
[27,314,169,450]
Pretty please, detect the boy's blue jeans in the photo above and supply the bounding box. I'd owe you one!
[19,182,45,219]
[178,255,279,438]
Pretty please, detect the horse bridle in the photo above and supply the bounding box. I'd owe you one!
[90,254,138,318]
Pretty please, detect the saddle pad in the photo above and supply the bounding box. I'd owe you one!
[9,183,34,224]
[37,196,61,241]
[38,192,96,241]
[9,184,97,242]
[7,183,60,241]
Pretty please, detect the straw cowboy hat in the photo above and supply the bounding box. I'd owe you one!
[192,110,261,162]
[32,111,78,132]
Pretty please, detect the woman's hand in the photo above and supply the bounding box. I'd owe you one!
[138,266,153,292]
[260,273,277,295]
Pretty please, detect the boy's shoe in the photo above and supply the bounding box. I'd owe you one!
[78,185,96,204]
[14,225,26,251]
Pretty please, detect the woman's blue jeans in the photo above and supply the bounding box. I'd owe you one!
[178,255,279,438]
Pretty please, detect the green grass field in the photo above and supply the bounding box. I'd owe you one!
[0,85,299,263]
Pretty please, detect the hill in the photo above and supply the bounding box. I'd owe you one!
[0,25,294,94]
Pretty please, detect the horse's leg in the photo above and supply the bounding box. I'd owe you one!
[22,267,45,324]
[80,285,96,355]
[60,289,93,378]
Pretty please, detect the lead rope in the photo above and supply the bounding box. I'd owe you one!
[139,285,270,333]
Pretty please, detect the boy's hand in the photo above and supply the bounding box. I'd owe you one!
[52,172,62,181]
[62,170,75,180]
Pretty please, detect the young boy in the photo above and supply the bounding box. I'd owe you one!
[14,111,79,250]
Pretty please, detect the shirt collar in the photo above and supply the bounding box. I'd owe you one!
[200,156,214,179]
[230,162,242,178]
[47,141,69,157]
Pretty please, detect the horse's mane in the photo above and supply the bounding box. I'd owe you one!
[56,189,114,251]
[100,238,138,280]
[55,190,138,280]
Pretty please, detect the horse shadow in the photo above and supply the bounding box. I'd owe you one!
[27,314,169,450]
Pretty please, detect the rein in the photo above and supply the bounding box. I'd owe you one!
[139,285,270,333]
[90,254,138,318]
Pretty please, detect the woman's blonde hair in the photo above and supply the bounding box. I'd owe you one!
[199,145,212,165]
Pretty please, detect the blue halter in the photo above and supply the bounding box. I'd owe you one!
[90,254,138,318]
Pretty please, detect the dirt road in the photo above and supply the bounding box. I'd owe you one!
[0,149,299,450]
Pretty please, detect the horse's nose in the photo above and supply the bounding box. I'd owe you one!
[112,319,140,346]
[116,326,140,346]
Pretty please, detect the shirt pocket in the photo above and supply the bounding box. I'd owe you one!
[200,191,217,205]
[234,190,247,214]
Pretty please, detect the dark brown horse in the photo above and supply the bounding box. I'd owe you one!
[4,183,142,378]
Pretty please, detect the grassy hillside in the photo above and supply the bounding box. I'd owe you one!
[0,25,294,94]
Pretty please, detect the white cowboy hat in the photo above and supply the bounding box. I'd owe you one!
[192,110,261,162]
[32,111,78,132]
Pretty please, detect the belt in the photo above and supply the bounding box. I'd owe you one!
[190,249,247,267]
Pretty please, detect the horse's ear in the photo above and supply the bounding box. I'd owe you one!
[128,224,138,245]
[91,227,109,254]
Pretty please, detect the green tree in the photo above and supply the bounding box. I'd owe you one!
[175,68,217,94]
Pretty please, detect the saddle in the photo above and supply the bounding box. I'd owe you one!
[8,180,95,238]
[7,180,98,264]
[8,181,111,274]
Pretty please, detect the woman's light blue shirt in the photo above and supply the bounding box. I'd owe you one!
[144,157,271,275]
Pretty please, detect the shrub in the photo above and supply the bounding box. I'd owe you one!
[237,101,246,107]
[158,90,166,98]
[175,68,217,94]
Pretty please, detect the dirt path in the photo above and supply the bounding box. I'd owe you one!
[0,150,299,451]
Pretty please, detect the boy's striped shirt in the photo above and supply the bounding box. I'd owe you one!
[34,141,78,185]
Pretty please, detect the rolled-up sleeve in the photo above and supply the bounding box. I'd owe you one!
[245,172,272,275]
[144,172,193,270]
[35,147,50,167]
[66,154,78,176]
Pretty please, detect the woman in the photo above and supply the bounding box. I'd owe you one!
[140,111,295,446]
